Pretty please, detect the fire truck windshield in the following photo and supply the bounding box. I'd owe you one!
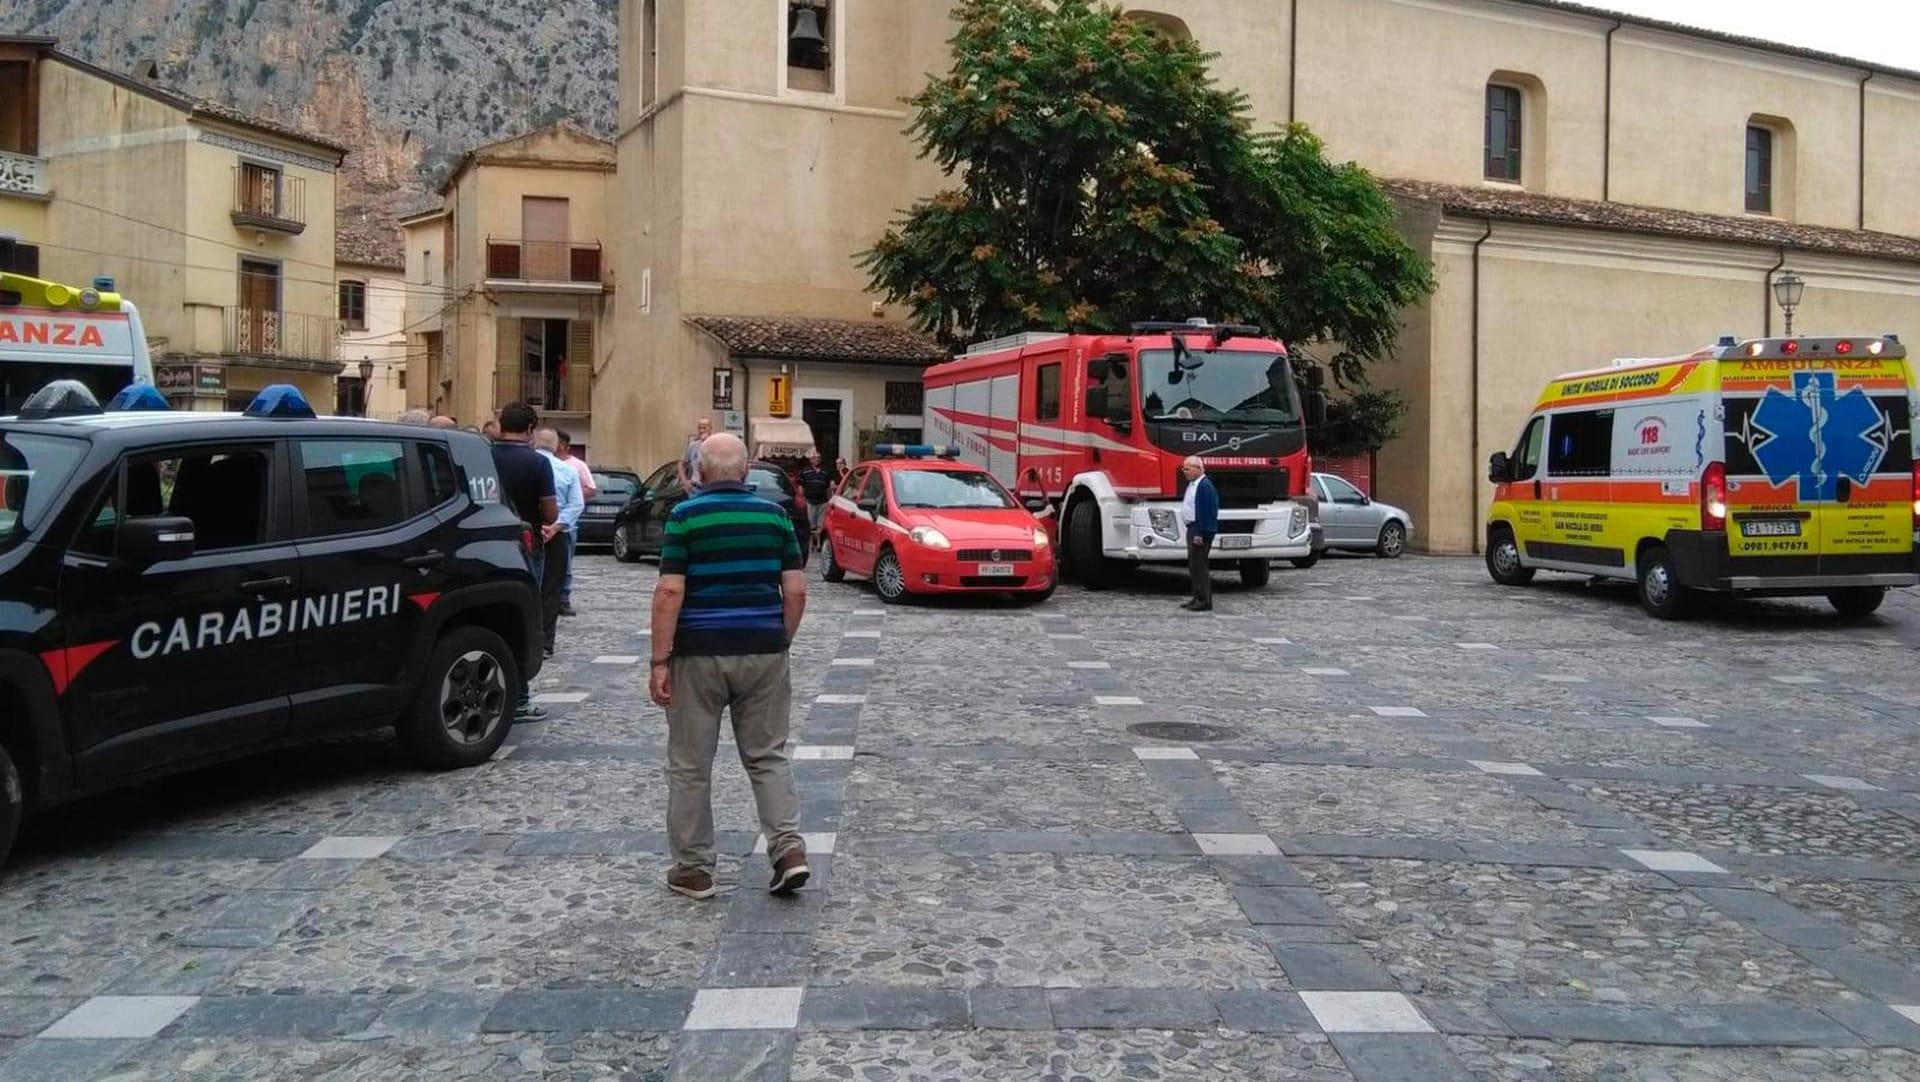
[1138,350,1301,426]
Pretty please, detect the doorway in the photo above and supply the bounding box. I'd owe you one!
[801,398,843,465]
[237,259,280,355]
[519,318,572,410]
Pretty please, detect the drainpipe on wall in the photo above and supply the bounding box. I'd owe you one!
[1858,71,1874,231]
[1287,0,1300,125]
[1764,250,1786,337]
[1603,19,1621,201]
[1469,220,1494,554]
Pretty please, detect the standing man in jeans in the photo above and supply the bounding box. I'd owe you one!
[795,450,834,550]
[492,403,558,720]
[676,417,713,491]
[1180,454,1219,612]
[556,430,596,617]
[649,433,810,900]
[535,428,583,658]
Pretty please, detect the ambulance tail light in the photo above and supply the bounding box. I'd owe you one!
[1702,462,1728,532]
[1910,461,1920,529]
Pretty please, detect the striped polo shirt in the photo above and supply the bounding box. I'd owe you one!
[659,480,803,656]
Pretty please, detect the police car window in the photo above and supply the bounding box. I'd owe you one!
[1512,417,1546,481]
[0,432,86,553]
[299,440,410,537]
[858,469,885,508]
[1547,409,1613,477]
[417,442,458,508]
[121,447,272,552]
[892,469,1016,509]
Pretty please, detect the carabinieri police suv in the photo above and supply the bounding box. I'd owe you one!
[0,381,542,866]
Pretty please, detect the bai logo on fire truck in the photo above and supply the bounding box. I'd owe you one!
[130,584,407,660]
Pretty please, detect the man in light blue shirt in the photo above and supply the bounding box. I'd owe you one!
[535,428,583,657]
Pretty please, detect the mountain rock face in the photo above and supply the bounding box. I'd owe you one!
[12,0,620,244]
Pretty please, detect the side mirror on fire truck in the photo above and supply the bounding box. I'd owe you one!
[1306,390,1328,428]
[1084,386,1110,419]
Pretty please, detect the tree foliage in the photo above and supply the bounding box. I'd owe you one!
[1309,387,1410,459]
[860,0,1434,386]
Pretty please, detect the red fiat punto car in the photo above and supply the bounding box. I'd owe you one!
[821,447,1057,603]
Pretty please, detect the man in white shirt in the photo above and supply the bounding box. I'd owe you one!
[535,428,584,657]
[557,430,596,616]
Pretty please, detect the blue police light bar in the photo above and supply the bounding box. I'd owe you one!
[873,443,962,458]
[243,384,317,419]
[106,383,171,411]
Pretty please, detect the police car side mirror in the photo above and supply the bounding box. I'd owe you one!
[117,516,196,567]
[1488,452,1510,484]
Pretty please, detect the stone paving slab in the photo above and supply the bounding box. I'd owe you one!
[1217,763,1591,843]
[1573,781,1920,860]
[788,1030,1357,1080]
[1446,1037,1920,1080]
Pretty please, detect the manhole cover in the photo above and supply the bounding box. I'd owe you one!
[1128,721,1238,743]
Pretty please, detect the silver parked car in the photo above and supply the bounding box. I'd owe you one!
[1312,472,1412,558]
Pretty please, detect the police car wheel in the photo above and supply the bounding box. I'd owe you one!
[403,627,520,770]
[873,549,908,603]
[0,741,21,869]
[1636,546,1694,620]
[1486,528,1534,586]
[1238,559,1271,588]
[612,525,638,563]
[821,536,847,582]
[1828,587,1886,618]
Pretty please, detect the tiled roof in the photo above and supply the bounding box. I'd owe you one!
[1384,179,1920,265]
[689,316,948,366]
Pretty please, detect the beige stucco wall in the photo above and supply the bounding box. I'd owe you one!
[0,198,46,249]
[1864,82,1920,236]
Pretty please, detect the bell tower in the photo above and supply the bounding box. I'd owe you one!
[617,0,662,129]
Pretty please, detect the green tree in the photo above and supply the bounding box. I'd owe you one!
[861,0,1433,387]
[1308,386,1410,459]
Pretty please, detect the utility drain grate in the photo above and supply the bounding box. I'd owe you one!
[1127,721,1238,743]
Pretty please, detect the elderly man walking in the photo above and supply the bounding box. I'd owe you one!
[1180,454,1220,612]
[650,432,810,899]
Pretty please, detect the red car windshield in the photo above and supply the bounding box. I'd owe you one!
[891,469,1015,510]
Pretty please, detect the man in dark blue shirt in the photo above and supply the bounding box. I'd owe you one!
[795,450,834,550]
[492,402,557,718]
[1180,455,1220,612]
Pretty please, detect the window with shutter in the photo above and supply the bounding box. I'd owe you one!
[1484,84,1522,182]
[568,320,594,413]
[494,318,522,411]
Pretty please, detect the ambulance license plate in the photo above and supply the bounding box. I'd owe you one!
[1741,520,1801,538]
[976,563,1015,576]
[1218,535,1253,550]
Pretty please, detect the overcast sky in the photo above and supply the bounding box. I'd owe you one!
[1595,0,1917,70]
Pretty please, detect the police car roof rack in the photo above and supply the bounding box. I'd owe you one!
[18,380,104,420]
[244,384,317,419]
[873,443,962,459]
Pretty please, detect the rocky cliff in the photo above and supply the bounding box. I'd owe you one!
[12,0,620,247]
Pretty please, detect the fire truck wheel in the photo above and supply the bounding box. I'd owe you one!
[1067,502,1115,590]
[872,549,909,603]
[1289,553,1320,570]
[0,740,20,870]
[1238,559,1271,588]
[821,535,846,582]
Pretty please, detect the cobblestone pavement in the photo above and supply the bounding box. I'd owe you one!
[4,554,1920,1080]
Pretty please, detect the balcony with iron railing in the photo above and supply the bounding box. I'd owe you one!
[224,307,339,369]
[231,168,307,235]
[484,237,604,291]
[0,149,49,199]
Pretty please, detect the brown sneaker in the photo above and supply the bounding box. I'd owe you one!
[768,848,810,895]
[667,866,717,900]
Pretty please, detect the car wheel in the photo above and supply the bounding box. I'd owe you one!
[0,740,20,870]
[613,525,638,563]
[1828,586,1886,618]
[1289,553,1321,570]
[1485,527,1535,586]
[1238,558,1271,588]
[400,625,519,770]
[1376,520,1407,559]
[1636,545,1694,620]
[1067,501,1116,590]
[872,548,909,604]
[821,535,847,582]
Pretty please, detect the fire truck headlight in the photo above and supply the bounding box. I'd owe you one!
[1147,508,1178,537]
[1290,505,1309,536]
[909,526,951,549]
[1032,527,1050,548]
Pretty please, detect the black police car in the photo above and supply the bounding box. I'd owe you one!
[0,381,542,867]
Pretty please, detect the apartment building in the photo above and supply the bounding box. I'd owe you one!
[398,124,615,450]
[608,0,1920,552]
[334,218,409,419]
[0,35,348,411]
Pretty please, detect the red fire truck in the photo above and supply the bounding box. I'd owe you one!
[922,319,1327,589]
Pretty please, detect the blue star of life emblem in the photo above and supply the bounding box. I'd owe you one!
[1748,371,1887,500]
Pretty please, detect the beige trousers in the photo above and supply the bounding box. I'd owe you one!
[665,652,803,872]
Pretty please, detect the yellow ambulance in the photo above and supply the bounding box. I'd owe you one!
[1485,335,1917,619]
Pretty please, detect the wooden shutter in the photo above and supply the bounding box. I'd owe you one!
[494,318,522,411]
[568,320,593,413]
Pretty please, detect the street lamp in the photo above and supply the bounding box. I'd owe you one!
[1772,268,1805,337]
[357,359,374,416]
